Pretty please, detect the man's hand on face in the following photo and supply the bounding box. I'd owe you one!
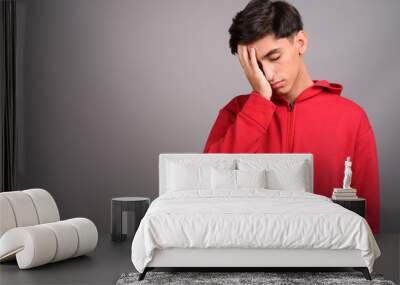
[237,44,272,100]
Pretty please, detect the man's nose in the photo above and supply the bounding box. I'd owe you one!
[263,66,274,82]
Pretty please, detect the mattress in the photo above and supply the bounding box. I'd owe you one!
[131,188,380,273]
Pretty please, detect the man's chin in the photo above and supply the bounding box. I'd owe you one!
[272,87,286,95]
[273,82,291,95]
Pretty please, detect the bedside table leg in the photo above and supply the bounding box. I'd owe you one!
[354,267,371,280]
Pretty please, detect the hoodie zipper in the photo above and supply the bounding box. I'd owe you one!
[289,102,294,112]
[287,102,295,152]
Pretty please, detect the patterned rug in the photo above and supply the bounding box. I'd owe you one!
[116,271,397,285]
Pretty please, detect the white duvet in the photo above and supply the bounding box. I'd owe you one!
[131,189,380,273]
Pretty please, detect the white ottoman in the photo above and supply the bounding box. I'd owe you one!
[0,189,98,269]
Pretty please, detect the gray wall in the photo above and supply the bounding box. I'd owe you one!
[15,0,400,233]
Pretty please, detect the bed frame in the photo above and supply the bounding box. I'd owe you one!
[138,153,372,281]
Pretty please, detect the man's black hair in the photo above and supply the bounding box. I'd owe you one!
[228,0,303,55]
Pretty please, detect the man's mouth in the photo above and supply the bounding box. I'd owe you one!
[271,80,284,89]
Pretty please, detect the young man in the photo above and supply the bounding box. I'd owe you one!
[203,0,380,234]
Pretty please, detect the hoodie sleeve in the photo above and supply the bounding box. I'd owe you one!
[352,112,380,234]
[203,91,277,153]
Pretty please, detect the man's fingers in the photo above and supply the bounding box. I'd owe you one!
[249,47,260,72]
[237,45,245,67]
[241,45,250,65]
[237,44,250,69]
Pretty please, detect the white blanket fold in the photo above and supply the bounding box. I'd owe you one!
[131,189,380,273]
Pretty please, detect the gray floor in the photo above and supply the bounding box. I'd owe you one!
[0,234,399,285]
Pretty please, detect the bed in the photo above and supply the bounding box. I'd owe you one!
[131,153,381,281]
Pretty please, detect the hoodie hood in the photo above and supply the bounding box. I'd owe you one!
[271,79,343,105]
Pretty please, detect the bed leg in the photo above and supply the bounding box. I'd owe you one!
[138,268,148,281]
[354,267,371,280]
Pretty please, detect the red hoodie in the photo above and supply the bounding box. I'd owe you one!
[203,79,380,234]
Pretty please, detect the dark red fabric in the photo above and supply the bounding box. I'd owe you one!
[203,79,380,234]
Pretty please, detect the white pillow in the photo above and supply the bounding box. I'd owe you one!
[236,169,267,188]
[211,168,267,190]
[167,162,212,191]
[211,168,237,190]
[237,159,309,192]
[266,164,307,191]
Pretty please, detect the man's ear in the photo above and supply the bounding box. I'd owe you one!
[295,30,308,55]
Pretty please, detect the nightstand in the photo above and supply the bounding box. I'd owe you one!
[332,198,365,218]
[111,197,150,242]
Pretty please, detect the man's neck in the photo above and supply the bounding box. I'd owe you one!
[285,64,314,104]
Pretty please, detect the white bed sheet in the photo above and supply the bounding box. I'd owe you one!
[131,189,380,273]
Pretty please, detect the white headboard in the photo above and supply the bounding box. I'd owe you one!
[159,153,314,195]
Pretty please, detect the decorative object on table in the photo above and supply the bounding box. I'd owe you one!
[343,156,353,189]
[332,198,366,218]
[332,156,358,199]
[0,189,98,269]
[116,271,395,285]
[332,188,358,200]
[111,197,150,242]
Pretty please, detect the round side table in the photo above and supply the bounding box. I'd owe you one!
[111,197,150,242]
